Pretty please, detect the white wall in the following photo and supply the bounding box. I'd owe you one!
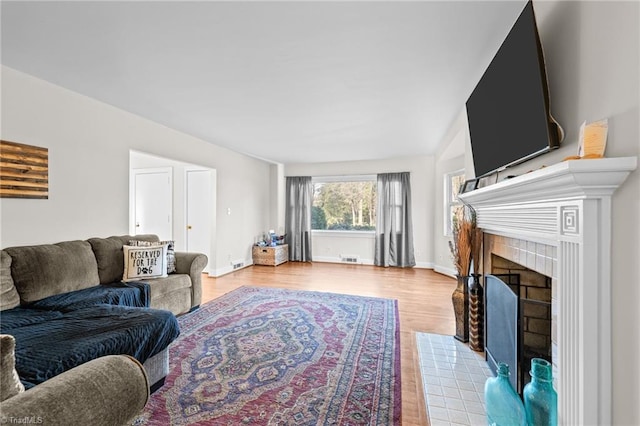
[434,2,640,422]
[285,155,435,267]
[0,67,272,276]
[432,110,469,277]
[269,163,286,237]
[308,231,375,265]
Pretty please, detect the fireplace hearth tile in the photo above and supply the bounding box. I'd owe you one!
[429,406,450,421]
[468,412,487,425]
[469,372,488,384]
[464,401,485,415]
[439,377,458,388]
[427,384,444,397]
[424,375,440,386]
[445,398,465,411]
[427,395,446,408]
[453,371,472,382]
[442,386,462,399]
[459,389,482,402]
[417,332,493,425]
[448,408,471,425]
[456,380,475,391]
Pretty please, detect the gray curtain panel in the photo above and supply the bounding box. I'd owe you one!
[285,176,313,262]
[374,172,416,267]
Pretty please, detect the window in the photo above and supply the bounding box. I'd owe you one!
[312,176,376,231]
[444,170,466,236]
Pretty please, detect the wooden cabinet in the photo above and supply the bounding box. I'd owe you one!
[252,244,288,266]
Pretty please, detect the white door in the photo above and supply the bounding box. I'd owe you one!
[186,169,211,272]
[132,168,172,240]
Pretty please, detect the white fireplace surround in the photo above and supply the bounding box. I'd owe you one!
[458,157,637,426]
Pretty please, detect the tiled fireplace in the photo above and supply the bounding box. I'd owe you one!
[458,157,636,425]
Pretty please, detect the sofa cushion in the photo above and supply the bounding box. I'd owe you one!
[0,334,25,401]
[145,274,191,301]
[0,251,20,311]
[122,245,168,282]
[88,235,159,284]
[4,241,100,304]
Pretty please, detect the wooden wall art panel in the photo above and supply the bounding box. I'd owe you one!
[0,140,49,199]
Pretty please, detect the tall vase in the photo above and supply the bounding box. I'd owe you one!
[523,358,557,426]
[452,275,469,342]
[468,274,484,351]
[485,362,527,426]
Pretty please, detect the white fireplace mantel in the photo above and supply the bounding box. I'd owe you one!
[459,157,637,425]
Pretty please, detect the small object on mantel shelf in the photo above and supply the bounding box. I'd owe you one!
[578,118,608,158]
[563,118,608,162]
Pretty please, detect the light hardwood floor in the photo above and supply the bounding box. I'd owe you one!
[200,262,457,426]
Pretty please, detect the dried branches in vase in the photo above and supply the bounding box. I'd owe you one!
[449,205,480,343]
[448,207,476,277]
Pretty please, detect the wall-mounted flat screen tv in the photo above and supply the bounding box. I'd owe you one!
[466,1,562,179]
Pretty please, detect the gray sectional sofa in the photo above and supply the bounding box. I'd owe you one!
[0,234,208,424]
[0,354,150,425]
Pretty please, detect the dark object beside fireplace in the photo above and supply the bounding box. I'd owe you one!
[484,273,551,395]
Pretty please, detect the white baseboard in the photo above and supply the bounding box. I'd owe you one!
[312,256,375,265]
[210,259,453,276]
[210,258,253,277]
[433,264,457,278]
[313,256,434,269]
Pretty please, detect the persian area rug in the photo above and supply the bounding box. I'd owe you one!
[134,286,401,425]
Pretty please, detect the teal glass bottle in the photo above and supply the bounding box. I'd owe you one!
[523,358,557,426]
[485,363,526,426]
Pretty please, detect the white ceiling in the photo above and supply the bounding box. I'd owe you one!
[1,1,527,164]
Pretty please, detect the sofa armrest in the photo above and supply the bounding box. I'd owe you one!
[0,355,149,426]
[174,252,208,309]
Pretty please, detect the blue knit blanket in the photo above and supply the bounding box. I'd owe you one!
[1,283,179,389]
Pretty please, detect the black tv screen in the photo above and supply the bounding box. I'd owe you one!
[466,1,560,178]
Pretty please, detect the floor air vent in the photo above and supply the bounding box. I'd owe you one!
[341,256,359,263]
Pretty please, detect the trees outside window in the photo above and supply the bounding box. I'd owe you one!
[312,180,376,231]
